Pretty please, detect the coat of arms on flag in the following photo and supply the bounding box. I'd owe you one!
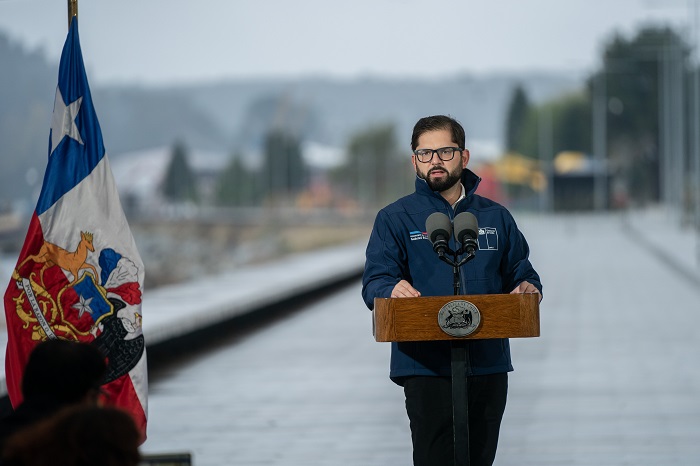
[3,18,148,438]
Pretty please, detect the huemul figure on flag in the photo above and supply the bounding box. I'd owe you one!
[3,18,147,438]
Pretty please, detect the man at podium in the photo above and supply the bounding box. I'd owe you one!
[362,115,542,466]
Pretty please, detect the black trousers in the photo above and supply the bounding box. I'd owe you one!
[403,373,508,466]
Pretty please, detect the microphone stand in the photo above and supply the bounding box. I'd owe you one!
[435,243,477,466]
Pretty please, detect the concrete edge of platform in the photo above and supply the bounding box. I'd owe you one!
[142,250,366,346]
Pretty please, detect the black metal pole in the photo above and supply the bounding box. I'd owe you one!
[452,264,460,296]
[451,262,470,466]
[451,340,470,466]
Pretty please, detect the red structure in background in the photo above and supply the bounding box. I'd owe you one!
[475,163,507,206]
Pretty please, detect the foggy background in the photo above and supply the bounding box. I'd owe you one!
[2,0,700,286]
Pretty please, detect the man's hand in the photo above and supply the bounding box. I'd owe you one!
[510,281,542,302]
[391,280,421,298]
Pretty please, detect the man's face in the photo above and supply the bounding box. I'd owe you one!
[412,128,469,192]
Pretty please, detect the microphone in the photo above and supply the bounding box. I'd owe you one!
[453,212,479,255]
[425,212,452,257]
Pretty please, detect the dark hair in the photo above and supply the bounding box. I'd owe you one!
[2,405,141,466]
[21,340,106,405]
[411,115,466,150]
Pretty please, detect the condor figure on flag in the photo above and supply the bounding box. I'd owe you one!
[3,18,148,438]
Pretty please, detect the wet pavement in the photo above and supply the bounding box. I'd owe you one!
[140,211,700,465]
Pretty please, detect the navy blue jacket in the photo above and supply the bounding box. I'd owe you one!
[362,169,542,385]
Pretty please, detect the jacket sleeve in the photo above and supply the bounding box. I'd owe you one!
[361,209,409,310]
[500,211,543,296]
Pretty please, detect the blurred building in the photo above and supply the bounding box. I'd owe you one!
[551,151,611,211]
[109,147,228,215]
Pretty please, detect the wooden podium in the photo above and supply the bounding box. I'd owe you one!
[373,293,540,466]
[373,293,540,342]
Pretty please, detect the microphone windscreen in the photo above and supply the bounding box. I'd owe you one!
[426,212,452,244]
[454,212,479,243]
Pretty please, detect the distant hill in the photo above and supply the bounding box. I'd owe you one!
[184,73,584,155]
[0,29,584,208]
[0,33,55,209]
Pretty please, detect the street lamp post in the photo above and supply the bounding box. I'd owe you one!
[592,72,608,212]
[537,106,554,212]
[692,0,700,264]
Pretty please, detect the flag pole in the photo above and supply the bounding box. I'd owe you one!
[68,0,78,28]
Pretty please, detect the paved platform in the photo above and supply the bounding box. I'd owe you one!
[500,212,700,465]
[140,210,700,465]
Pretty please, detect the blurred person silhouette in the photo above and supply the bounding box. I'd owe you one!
[362,115,542,466]
[0,339,107,452]
[0,404,140,466]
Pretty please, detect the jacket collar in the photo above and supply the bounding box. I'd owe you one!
[414,168,481,199]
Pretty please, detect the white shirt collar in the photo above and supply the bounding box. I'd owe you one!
[451,183,466,210]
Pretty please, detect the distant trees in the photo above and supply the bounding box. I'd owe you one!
[594,26,691,204]
[504,85,531,154]
[262,129,307,201]
[511,92,592,159]
[221,92,315,206]
[214,151,259,206]
[332,123,412,208]
[214,129,309,206]
[161,141,199,203]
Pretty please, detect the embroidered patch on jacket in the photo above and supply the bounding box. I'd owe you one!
[409,230,429,241]
[477,227,498,250]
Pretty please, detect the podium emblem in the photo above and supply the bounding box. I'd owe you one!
[437,300,481,337]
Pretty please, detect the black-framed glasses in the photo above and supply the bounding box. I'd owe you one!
[413,147,463,163]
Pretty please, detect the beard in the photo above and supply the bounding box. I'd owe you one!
[417,164,463,192]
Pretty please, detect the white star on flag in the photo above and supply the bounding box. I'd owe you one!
[50,86,84,155]
[71,294,94,318]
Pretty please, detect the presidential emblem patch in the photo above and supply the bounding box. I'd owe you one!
[437,300,481,337]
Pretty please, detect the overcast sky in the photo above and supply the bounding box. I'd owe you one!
[0,0,696,85]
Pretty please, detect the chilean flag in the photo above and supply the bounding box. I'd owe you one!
[3,18,147,438]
